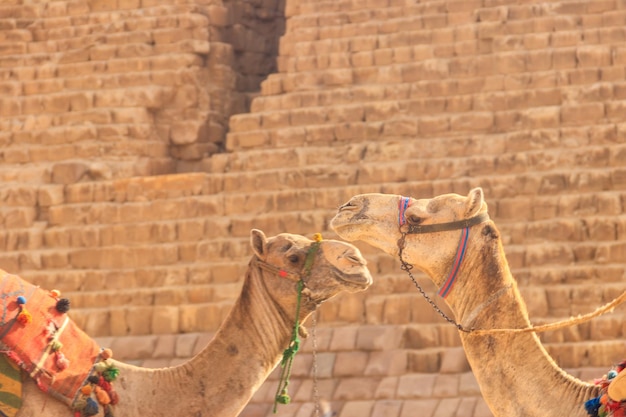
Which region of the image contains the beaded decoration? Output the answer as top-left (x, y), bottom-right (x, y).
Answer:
top-left (585, 360), bottom-right (626, 417)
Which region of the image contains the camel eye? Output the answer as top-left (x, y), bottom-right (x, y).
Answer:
top-left (407, 215), bottom-right (423, 225)
top-left (287, 254), bottom-right (300, 264)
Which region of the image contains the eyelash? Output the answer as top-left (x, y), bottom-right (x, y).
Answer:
top-left (407, 215), bottom-right (422, 224)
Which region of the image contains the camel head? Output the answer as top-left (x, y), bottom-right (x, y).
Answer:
top-left (330, 188), bottom-right (491, 290)
top-left (249, 229), bottom-right (372, 314)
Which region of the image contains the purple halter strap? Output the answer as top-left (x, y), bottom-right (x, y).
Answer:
top-left (398, 196), bottom-right (482, 298)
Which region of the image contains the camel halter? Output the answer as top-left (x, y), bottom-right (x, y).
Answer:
top-left (396, 196), bottom-right (626, 335)
top-left (252, 234), bottom-right (323, 413)
top-left (397, 196), bottom-right (489, 299)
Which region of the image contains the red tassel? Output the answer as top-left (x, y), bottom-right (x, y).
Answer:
top-left (98, 376), bottom-right (112, 392)
top-left (16, 309), bottom-right (31, 325)
top-left (109, 390), bottom-right (119, 405)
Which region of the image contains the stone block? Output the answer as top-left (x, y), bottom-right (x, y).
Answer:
top-left (439, 347), bottom-right (470, 374)
top-left (229, 113), bottom-right (261, 133)
top-left (228, 131), bottom-right (270, 150)
top-left (552, 48), bottom-right (577, 69)
top-left (561, 103), bottom-right (604, 125)
top-left (356, 325), bottom-right (404, 351)
top-left (365, 350), bottom-right (408, 376)
top-left (338, 400), bottom-right (375, 417)
top-left (333, 351), bottom-right (368, 377)
top-left (271, 126), bottom-right (306, 147)
top-left (434, 398), bottom-right (462, 416)
top-left (372, 400), bottom-right (403, 417)
top-left (397, 373), bottom-right (436, 399)
top-left (41, 251), bottom-right (68, 269)
top-left (37, 185), bottom-right (65, 206)
top-left (450, 112), bottom-right (494, 132)
top-left (124, 306), bottom-right (153, 335)
top-left (151, 306), bottom-right (180, 334)
top-left (418, 116), bottom-right (450, 135)
top-left (169, 121), bottom-right (202, 145)
top-left (334, 378), bottom-right (380, 401)
top-left (399, 399), bottom-right (439, 417)
top-left (433, 374), bottom-right (460, 398)
top-left (374, 376), bottom-right (398, 399)
top-left (3, 208), bottom-right (36, 229)
top-left (289, 107), bottom-right (327, 126)
top-left (323, 68), bottom-right (353, 86)
top-left (171, 333), bottom-right (197, 359)
top-left (179, 303), bottom-right (225, 333)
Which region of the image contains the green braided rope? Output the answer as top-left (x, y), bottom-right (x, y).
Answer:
top-left (273, 238), bottom-right (322, 413)
top-left (273, 279), bottom-right (303, 412)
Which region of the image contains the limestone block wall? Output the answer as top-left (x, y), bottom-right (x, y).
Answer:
top-left (0, 0), bottom-right (244, 182)
top-left (0, 1), bottom-right (625, 417)
top-left (221, 0), bottom-right (626, 415)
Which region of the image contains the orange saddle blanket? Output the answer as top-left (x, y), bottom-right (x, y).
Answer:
top-left (0, 270), bottom-right (101, 407)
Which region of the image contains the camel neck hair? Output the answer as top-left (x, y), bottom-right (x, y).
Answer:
top-left (446, 224), bottom-right (599, 417)
top-left (144, 266), bottom-right (308, 417)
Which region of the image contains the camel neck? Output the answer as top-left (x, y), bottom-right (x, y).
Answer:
top-left (446, 235), bottom-right (599, 417)
top-left (129, 268), bottom-right (307, 417)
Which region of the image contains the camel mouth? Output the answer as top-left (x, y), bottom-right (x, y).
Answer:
top-left (329, 216), bottom-right (364, 242)
top-left (331, 266), bottom-right (373, 291)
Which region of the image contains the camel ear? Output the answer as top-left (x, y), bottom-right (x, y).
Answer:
top-left (250, 229), bottom-right (267, 258)
top-left (465, 187), bottom-right (484, 217)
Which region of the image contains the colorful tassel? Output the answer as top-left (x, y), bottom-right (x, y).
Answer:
top-left (109, 390), bottom-right (119, 406)
top-left (276, 389), bottom-right (291, 405)
top-left (83, 397), bottom-right (99, 417)
top-left (102, 367), bottom-right (119, 382)
top-left (104, 405), bottom-right (115, 417)
top-left (98, 376), bottom-right (112, 392)
top-left (56, 352), bottom-right (69, 371)
top-left (94, 386), bottom-right (111, 405)
top-left (585, 397), bottom-right (601, 416)
top-left (585, 361), bottom-right (626, 417)
top-left (16, 309), bottom-right (31, 325)
top-left (55, 298), bottom-right (71, 313)
top-left (101, 348), bottom-right (113, 360)
top-left (93, 362), bottom-right (108, 373)
top-left (73, 398), bottom-right (87, 410)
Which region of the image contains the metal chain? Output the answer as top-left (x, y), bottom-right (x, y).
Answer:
top-left (311, 311), bottom-right (321, 417)
top-left (397, 232), bottom-right (471, 333)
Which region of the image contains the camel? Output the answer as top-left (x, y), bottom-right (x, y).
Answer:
top-left (330, 187), bottom-right (623, 417)
top-left (13, 229), bottom-right (372, 417)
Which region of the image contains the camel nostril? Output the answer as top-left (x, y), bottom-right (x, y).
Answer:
top-left (338, 201), bottom-right (357, 211)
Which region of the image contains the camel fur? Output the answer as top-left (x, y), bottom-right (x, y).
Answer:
top-left (331, 187), bottom-right (609, 417)
top-left (14, 229), bottom-right (372, 417)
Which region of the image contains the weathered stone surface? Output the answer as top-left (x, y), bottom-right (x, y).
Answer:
top-left (1, 1), bottom-right (626, 416)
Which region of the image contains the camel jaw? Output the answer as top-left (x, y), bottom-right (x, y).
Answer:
top-left (319, 243), bottom-right (373, 291)
top-left (331, 206), bottom-right (397, 255)
top-left (330, 266), bottom-right (372, 291)
top-left (330, 209), bottom-right (370, 242)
